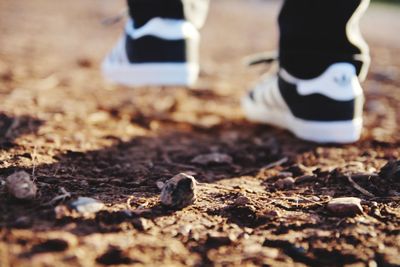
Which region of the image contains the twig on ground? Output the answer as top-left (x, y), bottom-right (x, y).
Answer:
top-left (275, 195), bottom-right (328, 207)
top-left (296, 195), bottom-right (327, 206)
top-left (261, 157), bottom-right (288, 171)
top-left (44, 187), bottom-right (71, 206)
top-left (347, 175), bottom-right (375, 198)
top-left (239, 157), bottom-right (288, 176)
top-left (336, 218), bottom-right (347, 227)
top-left (52, 163), bottom-right (61, 177)
top-left (31, 144), bottom-right (38, 180)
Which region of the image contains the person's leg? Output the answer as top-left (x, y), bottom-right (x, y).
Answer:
top-left (242, 0), bottom-right (370, 143)
top-left (128, 0), bottom-right (209, 29)
top-left (102, 0), bottom-right (209, 86)
top-left (279, 0), bottom-right (370, 80)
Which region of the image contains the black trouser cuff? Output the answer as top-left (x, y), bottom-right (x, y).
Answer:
top-left (127, 0), bottom-right (185, 28)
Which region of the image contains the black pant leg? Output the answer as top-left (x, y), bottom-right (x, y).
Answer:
top-left (127, 0), bottom-right (209, 29)
top-left (278, 0), bottom-right (370, 80)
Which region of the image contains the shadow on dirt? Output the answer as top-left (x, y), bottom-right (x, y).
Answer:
top-left (0, 113), bottom-right (44, 150)
top-left (5, 100), bottom-right (397, 235)
top-left (0, 108), bottom-right (319, 228)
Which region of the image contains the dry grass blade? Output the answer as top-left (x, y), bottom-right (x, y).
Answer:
top-left (261, 157), bottom-right (288, 171)
top-left (44, 187), bottom-right (71, 206)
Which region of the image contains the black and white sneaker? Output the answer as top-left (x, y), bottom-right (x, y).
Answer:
top-left (242, 63), bottom-right (364, 143)
top-left (102, 17), bottom-right (200, 86)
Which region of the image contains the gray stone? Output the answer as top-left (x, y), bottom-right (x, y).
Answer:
top-left (233, 196), bottom-right (251, 206)
top-left (327, 197), bottom-right (363, 217)
top-left (160, 173), bottom-right (197, 209)
top-left (275, 177), bottom-right (295, 189)
top-left (70, 197), bottom-right (104, 214)
top-left (191, 153), bottom-right (233, 165)
top-left (6, 171), bottom-right (37, 200)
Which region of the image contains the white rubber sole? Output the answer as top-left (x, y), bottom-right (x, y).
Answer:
top-left (241, 95), bottom-right (362, 144)
top-left (102, 61), bottom-right (199, 87)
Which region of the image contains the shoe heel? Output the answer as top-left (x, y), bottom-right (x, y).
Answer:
top-left (290, 118), bottom-right (363, 143)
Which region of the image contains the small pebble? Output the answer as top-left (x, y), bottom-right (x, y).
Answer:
top-left (6, 171), bottom-right (37, 200)
top-left (311, 196), bottom-right (321, 202)
top-left (160, 173), bottom-right (197, 209)
top-left (275, 177), bottom-right (295, 189)
top-left (156, 181), bottom-right (165, 190)
top-left (264, 210), bottom-right (280, 218)
top-left (13, 216), bottom-right (33, 229)
top-left (295, 175), bottom-right (317, 184)
top-left (191, 153), bottom-right (233, 165)
top-left (233, 196), bottom-right (251, 206)
top-left (277, 172), bottom-right (293, 178)
top-left (179, 225), bottom-right (192, 236)
top-left (327, 197), bottom-right (363, 217)
top-left (370, 201), bottom-right (378, 208)
top-left (70, 197), bottom-right (104, 214)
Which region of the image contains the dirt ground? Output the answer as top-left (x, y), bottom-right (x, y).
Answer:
top-left (0, 0), bottom-right (400, 266)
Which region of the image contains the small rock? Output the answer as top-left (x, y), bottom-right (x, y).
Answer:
top-left (6, 171), bottom-right (37, 200)
top-left (277, 172), bottom-right (293, 178)
top-left (156, 181), bottom-right (165, 190)
top-left (160, 173), bottom-right (197, 209)
top-left (179, 225), bottom-right (192, 236)
top-left (13, 216), bottom-right (33, 229)
top-left (70, 197), bottom-right (104, 214)
top-left (275, 177), bottom-right (295, 189)
top-left (370, 201), bottom-right (378, 208)
top-left (327, 197), bottom-right (363, 217)
top-left (233, 196), bottom-right (251, 206)
top-left (311, 196), bottom-right (321, 202)
top-left (191, 153), bottom-right (233, 165)
top-left (264, 210), bottom-right (280, 218)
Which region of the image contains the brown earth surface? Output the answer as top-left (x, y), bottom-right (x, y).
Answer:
top-left (0, 0), bottom-right (400, 266)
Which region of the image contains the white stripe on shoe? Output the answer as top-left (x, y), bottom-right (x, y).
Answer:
top-left (125, 18), bottom-right (200, 40)
top-left (279, 63), bottom-right (363, 101)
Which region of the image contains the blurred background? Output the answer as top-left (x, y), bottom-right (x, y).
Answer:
top-left (0, 0), bottom-right (399, 108)
top-left (0, 0), bottom-right (398, 139)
